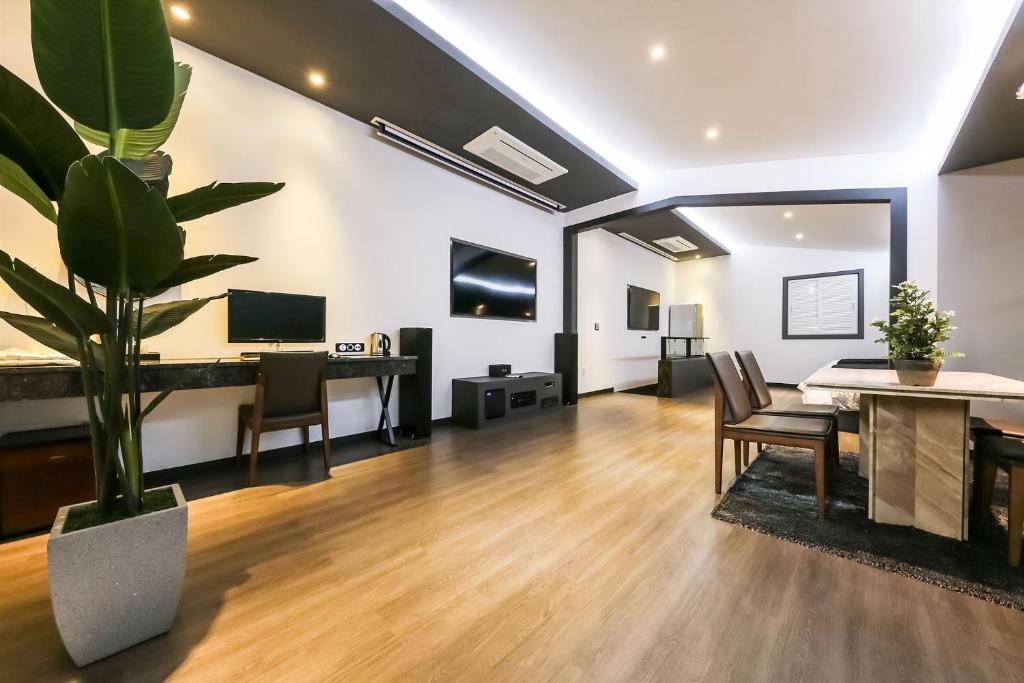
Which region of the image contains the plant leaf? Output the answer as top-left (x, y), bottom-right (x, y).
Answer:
top-left (0, 65), bottom-right (88, 199)
top-left (0, 312), bottom-right (81, 359)
top-left (140, 295), bottom-right (224, 339)
top-left (76, 62), bottom-right (192, 159)
top-left (151, 254), bottom-right (257, 292)
top-left (0, 154), bottom-right (56, 222)
top-left (0, 250), bottom-right (112, 336)
top-left (30, 0), bottom-right (175, 133)
top-left (167, 181), bottom-right (285, 222)
top-left (58, 155), bottom-right (183, 292)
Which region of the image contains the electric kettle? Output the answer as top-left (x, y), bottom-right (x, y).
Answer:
top-left (369, 332), bottom-right (391, 357)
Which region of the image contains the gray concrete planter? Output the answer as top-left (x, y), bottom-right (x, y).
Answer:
top-left (47, 484), bottom-right (188, 666)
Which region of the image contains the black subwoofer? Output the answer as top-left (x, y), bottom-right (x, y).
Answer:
top-left (554, 332), bottom-right (578, 405)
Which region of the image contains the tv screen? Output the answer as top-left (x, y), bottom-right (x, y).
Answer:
top-left (627, 285), bottom-right (660, 330)
top-left (451, 240), bottom-right (537, 321)
top-left (227, 289), bottom-right (326, 343)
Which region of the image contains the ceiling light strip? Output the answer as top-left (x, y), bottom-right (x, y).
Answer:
top-left (370, 117), bottom-right (565, 212)
top-left (617, 232), bottom-right (679, 261)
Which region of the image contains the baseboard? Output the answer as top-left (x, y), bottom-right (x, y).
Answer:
top-left (147, 419), bottom-right (444, 479)
top-left (578, 387), bottom-right (614, 399)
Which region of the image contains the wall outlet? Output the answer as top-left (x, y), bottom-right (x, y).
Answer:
top-left (581, 367), bottom-right (587, 376)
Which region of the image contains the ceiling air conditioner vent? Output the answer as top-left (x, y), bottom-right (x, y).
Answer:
top-left (463, 126), bottom-right (568, 185)
top-left (652, 236), bottom-right (699, 253)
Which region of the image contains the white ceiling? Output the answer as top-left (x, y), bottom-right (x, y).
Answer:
top-left (678, 204), bottom-right (890, 252)
top-left (408, 0), bottom-right (1013, 174)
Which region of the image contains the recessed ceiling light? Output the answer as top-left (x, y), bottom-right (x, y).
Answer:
top-left (705, 128), bottom-right (719, 140)
top-left (308, 71), bottom-right (326, 88)
top-left (649, 45), bottom-right (666, 62)
top-left (783, 211), bottom-right (794, 219)
top-left (695, 254), bottom-right (702, 259)
top-left (169, 5), bottom-right (191, 21)
top-left (795, 233), bottom-right (804, 240)
top-left (1017, 82), bottom-right (1024, 100)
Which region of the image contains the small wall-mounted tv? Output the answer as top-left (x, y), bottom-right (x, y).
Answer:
top-left (627, 285), bottom-right (661, 330)
top-left (227, 289), bottom-right (326, 343)
top-left (451, 239), bottom-right (537, 322)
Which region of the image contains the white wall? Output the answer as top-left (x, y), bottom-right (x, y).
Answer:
top-left (0, 3), bottom-right (563, 470)
top-left (938, 158), bottom-right (1024, 422)
top-left (577, 230), bottom-right (676, 393)
top-left (675, 244), bottom-right (889, 384)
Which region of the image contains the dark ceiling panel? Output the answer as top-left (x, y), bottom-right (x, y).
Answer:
top-left (597, 209), bottom-right (730, 261)
top-left (941, 6), bottom-right (1024, 174)
top-left (161, 0), bottom-right (636, 210)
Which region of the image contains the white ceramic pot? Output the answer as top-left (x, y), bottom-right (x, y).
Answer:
top-left (47, 484), bottom-right (188, 666)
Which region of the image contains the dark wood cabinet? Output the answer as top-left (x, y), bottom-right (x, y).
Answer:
top-left (0, 426), bottom-right (94, 537)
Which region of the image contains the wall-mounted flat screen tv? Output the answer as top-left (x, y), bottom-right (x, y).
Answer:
top-left (627, 285), bottom-right (660, 330)
top-left (227, 289), bottom-right (326, 343)
top-left (451, 239), bottom-right (537, 322)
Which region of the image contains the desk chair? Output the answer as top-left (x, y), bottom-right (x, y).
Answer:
top-left (971, 421), bottom-right (1024, 567)
top-left (734, 350), bottom-right (839, 464)
top-left (236, 352), bottom-right (331, 485)
top-left (707, 351), bottom-right (837, 518)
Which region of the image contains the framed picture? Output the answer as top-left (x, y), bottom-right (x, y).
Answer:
top-left (782, 269), bottom-right (864, 339)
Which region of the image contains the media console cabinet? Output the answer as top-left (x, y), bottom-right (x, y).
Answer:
top-left (452, 372), bottom-right (562, 429)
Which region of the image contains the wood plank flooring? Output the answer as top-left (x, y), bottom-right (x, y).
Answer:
top-left (2, 391), bottom-right (1024, 681)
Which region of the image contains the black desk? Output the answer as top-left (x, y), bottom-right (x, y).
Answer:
top-left (0, 355), bottom-right (420, 447)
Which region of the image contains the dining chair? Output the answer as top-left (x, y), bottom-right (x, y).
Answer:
top-left (236, 351), bottom-right (331, 486)
top-left (972, 432), bottom-right (1024, 566)
top-left (706, 351), bottom-right (837, 519)
top-left (734, 350), bottom-right (840, 465)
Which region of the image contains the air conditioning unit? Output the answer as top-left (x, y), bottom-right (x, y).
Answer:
top-left (618, 232), bottom-right (679, 261)
top-left (370, 118), bottom-right (564, 212)
top-left (463, 126), bottom-right (568, 185)
top-left (652, 236), bottom-right (699, 253)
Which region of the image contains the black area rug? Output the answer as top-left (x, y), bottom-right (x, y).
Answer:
top-left (711, 446), bottom-right (1024, 611)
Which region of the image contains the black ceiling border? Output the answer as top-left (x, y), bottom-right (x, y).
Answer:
top-left (374, 0), bottom-right (637, 192)
top-left (562, 187), bottom-right (908, 333)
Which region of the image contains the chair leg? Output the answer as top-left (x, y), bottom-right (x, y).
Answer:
top-left (972, 452), bottom-right (998, 516)
top-left (734, 440), bottom-right (742, 476)
top-left (714, 437), bottom-right (724, 494)
top-left (757, 442), bottom-right (763, 454)
top-left (302, 426), bottom-right (310, 453)
top-left (248, 429), bottom-right (261, 486)
top-left (1008, 467), bottom-right (1024, 567)
top-left (813, 441), bottom-right (827, 519)
top-left (235, 416), bottom-right (246, 467)
top-left (742, 441), bottom-right (750, 466)
top-left (321, 418), bottom-right (331, 471)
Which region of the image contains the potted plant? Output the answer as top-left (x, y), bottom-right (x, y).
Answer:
top-left (0, 0), bottom-right (283, 665)
top-left (871, 281), bottom-right (962, 386)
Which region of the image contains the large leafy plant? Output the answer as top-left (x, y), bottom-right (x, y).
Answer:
top-left (0, 0), bottom-right (283, 516)
top-left (871, 281), bottom-right (961, 362)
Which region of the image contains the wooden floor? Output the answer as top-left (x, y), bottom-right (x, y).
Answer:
top-left (3, 391), bottom-right (1024, 682)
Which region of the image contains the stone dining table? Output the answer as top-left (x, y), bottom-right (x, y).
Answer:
top-left (800, 365), bottom-right (1024, 541)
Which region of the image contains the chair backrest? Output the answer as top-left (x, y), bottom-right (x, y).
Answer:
top-left (257, 351), bottom-right (328, 418)
top-left (705, 351), bottom-right (753, 424)
top-left (734, 350), bottom-right (772, 409)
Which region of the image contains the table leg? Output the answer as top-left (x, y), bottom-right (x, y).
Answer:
top-left (871, 395), bottom-right (970, 540)
top-left (376, 376), bottom-right (396, 447)
top-left (859, 395), bottom-right (874, 481)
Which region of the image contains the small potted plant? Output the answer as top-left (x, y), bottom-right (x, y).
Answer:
top-left (0, 0), bottom-right (282, 666)
top-left (871, 281), bottom-right (963, 386)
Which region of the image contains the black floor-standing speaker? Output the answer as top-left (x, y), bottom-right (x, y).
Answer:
top-left (399, 327), bottom-right (432, 438)
top-left (554, 332), bottom-right (578, 405)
